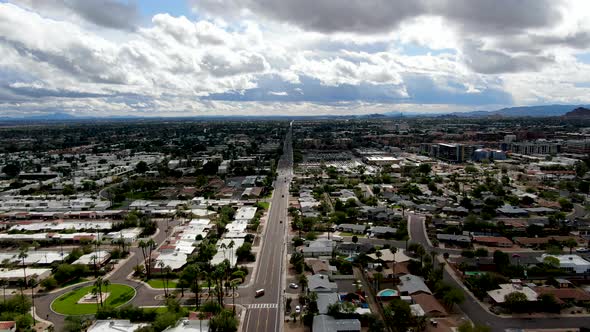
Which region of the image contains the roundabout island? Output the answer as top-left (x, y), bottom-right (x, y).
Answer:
top-left (51, 283), bottom-right (136, 315)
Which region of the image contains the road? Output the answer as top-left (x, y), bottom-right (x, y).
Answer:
top-left (35, 217), bottom-right (178, 330)
top-left (407, 213), bottom-right (590, 332)
top-left (242, 124), bottom-right (292, 332)
top-left (35, 124), bottom-right (294, 332)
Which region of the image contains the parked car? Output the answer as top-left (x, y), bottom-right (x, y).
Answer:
top-left (295, 305), bottom-right (301, 314)
top-left (576, 247), bottom-right (589, 253)
top-left (289, 283), bottom-right (299, 289)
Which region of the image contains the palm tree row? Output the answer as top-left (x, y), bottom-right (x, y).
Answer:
top-left (138, 239), bottom-right (157, 279)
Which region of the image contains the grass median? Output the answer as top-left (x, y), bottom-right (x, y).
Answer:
top-left (51, 283), bottom-right (135, 315)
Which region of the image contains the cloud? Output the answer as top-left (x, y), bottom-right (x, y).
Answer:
top-left (462, 40), bottom-right (555, 74)
top-left (193, 0), bottom-right (561, 35)
top-left (10, 0), bottom-right (140, 30)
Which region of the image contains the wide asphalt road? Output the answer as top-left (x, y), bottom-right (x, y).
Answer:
top-left (242, 125), bottom-right (292, 332)
top-left (408, 213), bottom-right (590, 332)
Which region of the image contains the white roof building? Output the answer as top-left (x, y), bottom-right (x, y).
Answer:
top-left (164, 319), bottom-right (209, 332)
top-left (0, 250), bottom-right (68, 265)
top-left (487, 284), bottom-right (538, 303)
top-left (88, 320), bottom-right (148, 332)
top-left (540, 254), bottom-right (590, 274)
top-left (0, 268), bottom-right (51, 282)
top-left (74, 250), bottom-right (111, 266)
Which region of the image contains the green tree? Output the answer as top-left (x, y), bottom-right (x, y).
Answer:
top-left (558, 198), bottom-right (573, 212)
top-left (504, 291), bottom-right (528, 312)
top-left (564, 238), bottom-right (578, 254)
top-left (539, 293), bottom-right (560, 313)
top-left (442, 287), bottom-right (465, 309)
top-left (458, 322), bottom-right (491, 332)
top-left (209, 309), bottom-right (238, 332)
top-left (383, 299), bottom-right (412, 332)
top-left (2, 163), bottom-right (21, 178)
top-left (136, 161), bottom-right (148, 174)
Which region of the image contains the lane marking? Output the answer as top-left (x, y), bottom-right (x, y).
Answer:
top-left (248, 303), bottom-right (278, 309)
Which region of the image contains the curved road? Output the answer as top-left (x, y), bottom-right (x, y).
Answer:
top-left (407, 214), bottom-right (590, 332)
top-left (35, 218), bottom-right (178, 330)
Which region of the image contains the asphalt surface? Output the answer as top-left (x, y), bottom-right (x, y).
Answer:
top-left (35, 218), bottom-right (178, 330)
top-left (242, 125), bottom-right (292, 332)
top-left (407, 213), bottom-right (590, 332)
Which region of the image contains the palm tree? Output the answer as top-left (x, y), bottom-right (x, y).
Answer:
top-left (158, 261), bottom-right (167, 297)
top-left (93, 277), bottom-right (104, 307)
top-left (390, 246), bottom-right (398, 288)
top-left (91, 255), bottom-right (98, 277)
top-left (27, 279), bottom-right (38, 325)
top-left (228, 240), bottom-right (235, 265)
top-left (146, 239), bottom-right (156, 279)
top-left (230, 280), bottom-right (239, 313)
top-left (197, 312), bottom-right (207, 331)
top-left (0, 280), bottom-right (6, 304)
top-left (103, 279), bottom-right (111, 298)
top-left (298, 274), bottom-right (308, 292)
top-left (220, 243), bottom-right (228, 260)
top-left (18, 246), bottom-right (29, 288)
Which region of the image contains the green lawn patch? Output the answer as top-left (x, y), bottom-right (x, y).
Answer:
top-left (257, 202), bottom-right (270, 210)
top-left (339, 232), bottom-right (366, 237)
top-left (51, 283), bottom-right (135, 315)
top-left (146, 279), bottom-right (178, 289)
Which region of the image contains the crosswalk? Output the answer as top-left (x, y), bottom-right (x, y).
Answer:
top-left (248, 303), bottom-right (278, 309)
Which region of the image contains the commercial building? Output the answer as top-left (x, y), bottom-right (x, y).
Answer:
top-left (510, 141), bottom-right (561, 155)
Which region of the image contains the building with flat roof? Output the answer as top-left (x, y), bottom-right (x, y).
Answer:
top-left (487, 284), bottom-right (538, 304)
top-left (539, 254), bottom-right (590, 274)
top-left (312, 315), bottom-right (361, 332)
top-left (87, 320), bottom-right (147, 332)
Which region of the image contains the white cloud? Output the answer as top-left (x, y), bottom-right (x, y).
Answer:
top-left (1, 1), bottom-right (590, 117)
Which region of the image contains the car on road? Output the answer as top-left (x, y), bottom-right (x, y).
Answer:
top-left (295, 305), bottom-right (301, 314)
top-left (576, 247), bottom-right (590, 253)
top-left (289, 283), bottom-right (298, 289)
top-left (255, 289), bottom-right (265, 297)
top-left (282, 194), bottom-right (284, 197)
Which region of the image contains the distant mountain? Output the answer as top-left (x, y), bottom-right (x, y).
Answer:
top-left (564, 107), bottom-right (590, 118)
top-left (453, 105), bottom-right (590, 118)
top-left (25, 112), bottom-right (79, 120)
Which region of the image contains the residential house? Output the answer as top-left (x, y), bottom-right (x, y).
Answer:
top-left (312, 315), bottom-right (361, 332)
top-left (398, 274), bottom-right (432, 296)
top-left (337, 224), bottom-right (366, 234)
top-left (410, 293), bottom-right (448, 317)
top-left (308, 274), bottom-right (338, 293)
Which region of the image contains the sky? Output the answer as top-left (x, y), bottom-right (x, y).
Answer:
top-left (1, 1), bottom-right (590, 117)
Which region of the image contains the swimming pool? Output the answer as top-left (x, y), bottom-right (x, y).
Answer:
top-left (377, 289), bottom-right (398, 297)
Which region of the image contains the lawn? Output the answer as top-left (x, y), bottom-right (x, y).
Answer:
top-left (338, 232), bottom-right (366, 237)
top-left (257, 202), bottom-right (270, 210)
top-left (146, 279), bottom-right (178, 289)
top-left (51, 283), bottom-right (135, 315)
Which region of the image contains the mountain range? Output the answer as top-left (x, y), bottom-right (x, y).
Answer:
top-left (3, 104), bottom-right (590, 121)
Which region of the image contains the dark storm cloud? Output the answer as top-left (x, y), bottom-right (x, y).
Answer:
top-left (12, 0), bottom-right (140, 30)
top-left (66, 0), bottom-right (140, 31)
top-left (195, 0), bottom-right (561, 35)
top-left (463, 39), bottom-right (555, 74)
